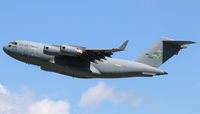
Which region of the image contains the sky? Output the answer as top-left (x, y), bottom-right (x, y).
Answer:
top-left (0, 0), bottom-right (200, 114)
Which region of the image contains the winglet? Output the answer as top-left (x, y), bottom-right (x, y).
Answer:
top-left (119, 40), bottom-right (129, 51)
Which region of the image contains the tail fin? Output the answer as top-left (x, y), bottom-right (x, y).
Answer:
top-left (134, 38), bottom-right (195, 67)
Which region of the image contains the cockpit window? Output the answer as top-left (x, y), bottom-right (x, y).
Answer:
top-left (10, 42), bottom-right (17, 45)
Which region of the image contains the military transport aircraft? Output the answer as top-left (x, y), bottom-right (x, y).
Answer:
top-left (3, 38), bottom-right (195, 78)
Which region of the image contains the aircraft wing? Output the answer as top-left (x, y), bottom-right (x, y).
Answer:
top-left (49, 40), bottom-right (128, 62)
top-left (80, 40), bottom-right (128, 62)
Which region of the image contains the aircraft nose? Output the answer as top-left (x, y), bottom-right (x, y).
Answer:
top-left (3, 45), bottom-right (7, 52)
top-left (3, 45), bottom-right (10, 53)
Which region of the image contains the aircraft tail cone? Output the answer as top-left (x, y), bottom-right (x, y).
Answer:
top-left (157, 71), bottom-right (168, 75)
top-left (163, 72), bottom-right (168, 75)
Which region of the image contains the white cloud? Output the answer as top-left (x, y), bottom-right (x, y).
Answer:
top-left (29, 99), bottom-right (70, 114)
top-left (0, 83), bottom-right (70, 114)
top-left (78, 82), bottom-right (142, 109)
top-left (78, 82), bottom-right (113, 108)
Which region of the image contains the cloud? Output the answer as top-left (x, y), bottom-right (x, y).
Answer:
top-left (78, 82), bottom-right (142, 109)
top-left (29, 99), bottom-right (70, 114)
top-left (0, 83), bottom-right (70, 114)
top-left (78, 82), bottom-right (113, 108)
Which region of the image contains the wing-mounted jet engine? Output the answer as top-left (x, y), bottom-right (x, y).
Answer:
top-left (60, 45), bottom-right (84, 56)
top-left (43, 45), bottom-right (60, 56)
top-left (43, 45), bottom-right (85, 56)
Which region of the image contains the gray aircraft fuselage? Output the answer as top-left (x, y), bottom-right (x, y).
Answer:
top-left (3, 40), bottom-right (167, 78)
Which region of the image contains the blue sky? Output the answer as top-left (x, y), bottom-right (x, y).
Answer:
top-left (0, 0), bottom-right (199, 114)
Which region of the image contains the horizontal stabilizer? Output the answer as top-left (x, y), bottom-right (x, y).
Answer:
top-left (164, 41), bottom-right (196, 46)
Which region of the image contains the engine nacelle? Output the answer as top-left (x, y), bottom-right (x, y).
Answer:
top-left (60, 45), bottom-right (83, 56)
top-left (43, 45), bottom-right (60, 56)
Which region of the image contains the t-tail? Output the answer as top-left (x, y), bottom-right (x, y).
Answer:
top-left (134, 37), bottom-right (195, 68)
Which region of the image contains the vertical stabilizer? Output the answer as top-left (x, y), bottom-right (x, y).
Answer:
top-left (134, 38), bottom-right (195, 67)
